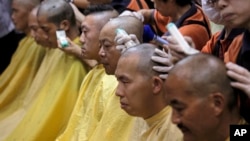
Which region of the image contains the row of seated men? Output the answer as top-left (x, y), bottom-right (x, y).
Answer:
top-left (0, 0), bottom-right (249, 141)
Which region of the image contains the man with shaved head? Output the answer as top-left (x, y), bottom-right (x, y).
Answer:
top-left (76, 16), bottom-right (143, 141)
top-left (55, 4), bottom-right (122, 141)
top-left (37, 0), bottom-right (79, 48)
top-left (165, 53), bottom-right (248, 141)
top-left (114, 43), bottom-right (182, 141)
top-left (99, 16), bottom-right (143, 75)
top-left (28, 6), bottom-right (50, 47)
top-left (4, 0), bottom-right (89, 140)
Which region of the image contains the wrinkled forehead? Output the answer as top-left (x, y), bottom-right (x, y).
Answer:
top-left (99, 23), bottom-right (117, 40)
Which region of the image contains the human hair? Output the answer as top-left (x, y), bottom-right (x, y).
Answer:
top-left (169, 53), bottom-right (237, 110)
top-left (162, 0), bottom-right (192, 6)
top-left (37, 0), bottom-right (76, 27)
top-left (121, 43), bottom-right (160, 78)
top-left (83, 4), bottom-right (118, 31)
top-left (83, 4), bottom-right (115, 15)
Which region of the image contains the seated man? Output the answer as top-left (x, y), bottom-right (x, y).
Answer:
top-left (165, 53), bottom-right (248, 141)
top-left (55, 4), bottom-right (121, 141)
top-left (85, 15), bottom-right (143, 141)
top-left (115, 43), bottom-right (183, 141)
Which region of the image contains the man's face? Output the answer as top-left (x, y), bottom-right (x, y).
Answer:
top-left (11, 2), bottom-right (30, 32)
top-left (80, 15), bottom-right (102, 60)
top-left (165, 73), bottom-right (217, 141)
top-left (28, 11), bottom-right (49, 47)
top-left (115, 55), bottom-right (154, 118)
top-left (37, 14), bottom-right (58, 48)
top-left (213, 0), bottom-right (250, 28)
top-left (99, 24), bottom-right (121, 75)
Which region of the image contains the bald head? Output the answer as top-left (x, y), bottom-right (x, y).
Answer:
top-left (38, 0), bottom-right (76, 26)
top-left (103, 16), bottom-right (143, 42)
top-left (99, 15), bottom-right (144, 75)
top-left (121, 43), bottom-right (160, 78)
top-left (167, 53), bottom-right (236, 108)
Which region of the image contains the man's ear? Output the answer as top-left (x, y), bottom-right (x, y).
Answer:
top-left (152, 76), bottom-right (163, 94)
top-left (209, 92), bottom-right (225, 116)
top-left (59, 20), bottom-right (70, 31)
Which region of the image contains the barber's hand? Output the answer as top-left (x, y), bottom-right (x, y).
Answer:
top-left (226, 62), bottom-right (250, 98)
top-left (57, 37), bottom-right (82, 57)
top-left (151, 48), bottom-right (173, 79)
top-left (115, 33), bottom-right (140, 52)
top-left (119, 10), bottom-right (144, 22)
top-left (165, 36), bottom-right (199, 64)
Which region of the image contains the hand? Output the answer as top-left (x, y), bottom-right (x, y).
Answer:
top-left (151, 48), bottom-right (173, 79)
top-left (226, 62), bottom-right (250, 98)
top-left (115, 33), bottom-right (140, 52)
top-left (164, 36), bottom-right (198, 64)
top-left (57, 37), bottom-right (82, 57)
top-left (119, 10), bottom-right (144, 22)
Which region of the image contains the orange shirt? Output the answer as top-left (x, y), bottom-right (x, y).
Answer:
top-left (201, 28), bottom-right (244, 62)
top-left (111, 0), bottom-right (149, 13)
top-left (152, 2), bottom-right (211, 50)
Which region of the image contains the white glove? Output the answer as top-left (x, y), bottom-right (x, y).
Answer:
top-left (119, 10), bottom-right (144, 22)
top-left (114, 33), bottom-right (140, 52)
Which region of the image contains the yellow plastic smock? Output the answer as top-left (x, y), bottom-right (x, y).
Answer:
top-left (88, 90), bottom-right (135, 141)
top-left (4, 37), bottom-right (88, 141)
top-left (129, 106), bottom-right (183, 141)
top-left (0, 36), bottom-right (45, 109)
top-left (0, 36), bottom-right (46, 140)
top-left (56, 64), bottom-right (121, 141)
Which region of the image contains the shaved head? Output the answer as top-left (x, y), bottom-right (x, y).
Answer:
top-left (103, 16), bottom-right (144, 42)
top-left (167, 53), bottom-right (236, 109)
top-left (99, 15), bottom-right (144, 75)
top-left (121, 43), bottom-right (160, 78)
top-left (83, 4), bottom-right (118, 31)
top-left (37, 0), bottom-right (76, 26)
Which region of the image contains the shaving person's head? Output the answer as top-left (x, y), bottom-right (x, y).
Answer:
top-left (99, 16), bottom-right (143, 75)
top-left (37, 0), bottom-right (76, 47)
top-left (115, 44), bottom-right (166, 119)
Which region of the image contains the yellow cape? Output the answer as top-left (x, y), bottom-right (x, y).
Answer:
top-left (56, 64), bottom-right (118, 141)
top-left (0, 36), bottom-right (46, 140)
top-left (4, 37), bottom-right (88, 141)
top-left (57, 64), bottom-right (135, 141)
top-left (88, 90), bottom-right (135, 141)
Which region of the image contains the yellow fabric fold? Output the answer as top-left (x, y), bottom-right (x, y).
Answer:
top-left (4, 37), bottom-right (88, 141)
top-left (56, 64), bottom-right (118, 141)
top-left (88, 90), bottom-right (135, 141)
top-left (130, 106), bottom-right (183, 141)
top-left (0, 36), bottom-right (46, 140)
